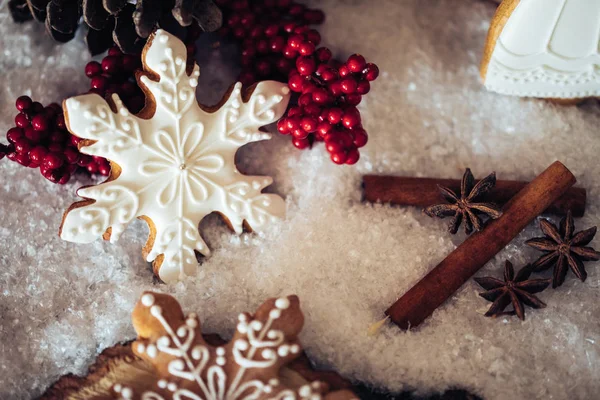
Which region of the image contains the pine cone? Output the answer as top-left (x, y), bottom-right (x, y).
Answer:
top-left (8, 0), bottom-right (222, 55)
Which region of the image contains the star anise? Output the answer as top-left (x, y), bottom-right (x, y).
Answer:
top-left (424, 168), bottom-right (502, 234)
top-left (525, 210), bottom-right (600, 288)
top-left (474, 261), bottom-right (551, 320)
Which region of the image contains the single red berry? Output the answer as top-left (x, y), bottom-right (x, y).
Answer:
top-left (289, 3), bottom-right (305, 16)
top-left (285, 117), bottom-right (300, 131)
top-left (340, 78), bottom-right (357, 94)
top-left (270, 36), bottom-right (285, 52)
top-left (305, 31), bottom-right (320, 46)
top-left (32, 115), bottom-right (49, 131)
top-left (303, 103), bottom-right (321, 116)
top-left (311, 88), bottom-right (331, 104)
top-left (283, 45), bottom-right (298, 59)
top-left (301, 81), bottom-right (317, 94)
top-left (283, 22), bottom-right (296, 33)
top-left (77, 154), bottom-right (93, 167)
top-left (347, 54), bottom-right (367, 73)
top-left (6, 151), bottom-right (17, 161)
top-left (292, 137), bottom-right (310, 149)
top-left (45, 104), bottom-right (61, 117)
top-left (326, 141), bottom-right (343, 154)
top-left (31, 102), bottom-right (43, 113)
top-left (292, 128), bottom-right (309, 139)
top-left (304, 9), bottom-right (325, 24)
top-left (264, 24), bottom-right (279, 37)
top-left (331, 151), bottom-right (347, 165)
top-left (87, 162), bottom-right (99, 174)
top-left (296, 56), bottom-right (316, 76)
top-left (47, 143), bottom-right (63, 153)
top-left (16, 96), bottom-right (33, 111)
top-left (44, 152), bottom-right (65, 169)
top-left (288, 34), bottom-right (304, 49)
top-left (356, 80), bottom-right (370, 95)
top-left (301, 117), bottom-right (318, 133)
top-left (345, 148), bottom-right (360, 164)
top-left (342, 108), bottom-right (361, 129)
top-left (352, 128), bottom-right (368, 148)
top-left (102, 56), bottom-right (121, 74)
top-left (29, 146), bottom-right (48, 163)
top-left (15, 113), bottom-right (30, 128)
top-left (85, 61), bottom-right (102, 78)
top-left (108, 47), bottom-right (122, 56)
top-left (298, 93), bottom-right (312, 107)
top-left (338, 130), bottom-right (355, 147)
top-left (345, 94), bottom-right (362, 106)
top-left (6, 127), bottom-right (23, 143)
top-left (256, 39), bottom-right (269, 54)
top-left (287, 106), bottom-right (303, 117)
top-left (277, 119), bottom-right (290, 135)
top-left (63, 146), bottom-right (80, 164)
top-left (328, 80), bottom-right (343, 96)
top-left (91, 76), bottom-right (108, 91)
top-left (315, 47), bottom-right (332, 62)
top-left (338, 65), bottom-right (351, 77)
top-left (317, 121), bottom-right (332, 136)
top-left (328, 108), bottom-right (343, 124)
top-left (51, 130), bottom-right (69, 143)
top-left (98, 162), bottom-right (111, 176)
top-left (299, 42), bottom-right (315, 56)
top-left (364, 63), bottom-right (379, 81)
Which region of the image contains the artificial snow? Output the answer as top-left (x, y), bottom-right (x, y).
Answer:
top-left (1, 1), bottom-right (599, 399)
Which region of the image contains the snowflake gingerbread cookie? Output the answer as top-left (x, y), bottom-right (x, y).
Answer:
top-left (481, 0), bottom-right (600, 101)
top-left (60, 29), bottom-right (290, 283)
top-left (111, 291), bottom-right (357, 400)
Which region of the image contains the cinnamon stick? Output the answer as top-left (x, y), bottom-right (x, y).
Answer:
top-left (363, 175), bottom-right (586, 217)
top-left (385, 161), bottom-right (577, 330)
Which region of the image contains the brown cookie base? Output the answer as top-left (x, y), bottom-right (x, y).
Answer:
top-left (39, 337), bottom-right (354, 400)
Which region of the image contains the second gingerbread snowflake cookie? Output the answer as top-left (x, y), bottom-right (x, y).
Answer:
top-left (60, 29), bottom-right (290, 283)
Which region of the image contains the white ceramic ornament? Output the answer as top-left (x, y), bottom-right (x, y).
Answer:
top-left (481, 0), bottom-right (600, 99)
top-left (60, 29), bottom-right (290, 283)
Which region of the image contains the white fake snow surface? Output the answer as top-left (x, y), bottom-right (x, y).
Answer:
top-left (0, 1), bottom-right (599, 399)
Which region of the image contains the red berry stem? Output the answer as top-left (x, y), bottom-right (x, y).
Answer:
top-left (215, 0), bottom-right (379, 165)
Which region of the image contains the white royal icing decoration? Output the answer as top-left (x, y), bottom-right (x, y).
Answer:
top-left (484, 0), bottom-right (600, 98)
top-left (60, 29), bottom-right (290, 283)
top-left (115, 296), bottom-right (329, 400)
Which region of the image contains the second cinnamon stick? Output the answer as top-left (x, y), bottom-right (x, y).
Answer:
top-left (385, 161), bottom-right (577, 330)
top-left (363, 175), bottom-right (586, 217)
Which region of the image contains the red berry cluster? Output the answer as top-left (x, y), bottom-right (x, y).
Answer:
top-left (4, 96), bottom-right (110, 184)
top-left (279, 53), bottom-right (378, 164)
top-left (85, 47), bottom-right (146, 114)
top-left (216, 0), bottom-right (379, 165)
